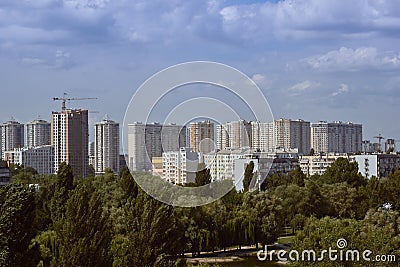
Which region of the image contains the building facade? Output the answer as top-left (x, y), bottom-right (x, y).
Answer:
top-left (0, 161), bottom-right (10, 187)
top-left (188, 120), bottom-right (215, 153)
top-left (354, 154), bottom-right (400, 179)
top-left (299, 153), bottom-right (354, 177)
top-left (216, 120), bottom-right (252, 150)
top-left (26, 118), bottom-right (51, 148)
top-left (311, 121), bottom-right (362, 154)
top-left (128, 122), bottom-right (186, 171)
top-left (204, 148), bottom-right (299, 191)
top-left (204, 149), bottom-right (250, 182)
top-left (250, 121), bottom-right (274, 152)
top-left (162, 147), bottom-right (199, 185)
top-left (3, 145), bottom-right (55, 175)
top-left (94, 118), bottom-right (120, 175)
top-left (0, 119), bottom-right (24, 159)
top-left (274, 118), bottom-right (310, 155)
top-left (51, 109), bottom-right (89, 177)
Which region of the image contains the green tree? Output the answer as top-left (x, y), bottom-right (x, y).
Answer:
top-left (239, 191), bottom-right (283, 248)
top-left (321, 183), bottom-right (359, 219)
top-left (50, 162), bottom-right (74, 222)
top-left (120, 168), bottom-right (139, 200)
top-left (289, 166), bottom-right (306, 187)
top-left (115, 191), bottom-right (182, 266)
top-left (87, 164), bottom-right (95, 177)
top-left (309, 148), bottom-right (315, 156)
top-left (195, 163), bottom-right (212, 186)
top-left (0, 184), bottom-right (40, 266)
top-left (274, 184), bottom-right (311, 232)
top-left (55, 182), bottom-right (112, 266)
top-left (321, 157), bottom-right (366, 187)
top-left (243, 161), bottom-right (254, 192)
top-left (291, 211), bottom-right (400, 266)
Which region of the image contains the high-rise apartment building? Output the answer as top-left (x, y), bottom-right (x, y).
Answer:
top-left (274, 118), bottom-right (310, 155)
top-left (250, 121), bottom-right (274, 152)
top-left (94, 118), bottom-right (119, 175)
top-left (216, 120), bottom-right (251, 150)
top-left (188, 120), bottom-right (215, 153)
top-left (0, 119), bottom-right (24, 159)
top-left (51, 109), bottom-right (89, 177)
top-left (26, 118), bottom-right (51, 148)
top-left (311, 121), bottom-right (362, 154)
top-left (88, 141), bottom-right (95, 166)
top-left (128, 122), bottom-right (186, 171)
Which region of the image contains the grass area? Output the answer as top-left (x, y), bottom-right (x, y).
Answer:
top-left (277, 235), bottom-right (294, 244)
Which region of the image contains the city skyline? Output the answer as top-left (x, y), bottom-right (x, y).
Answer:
top-left (1, 0), bottom-right (399, 143)
top-left (0, 113), bottom-right (397, 152)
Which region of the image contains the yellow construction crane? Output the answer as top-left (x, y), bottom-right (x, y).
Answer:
top-left (53, 93), bottom-right (97, 110)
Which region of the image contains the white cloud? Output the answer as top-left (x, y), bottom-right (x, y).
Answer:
top-left (289, 80), bottom-right (320, 91)
top-left (331, 83), bottom-right (349, 97)
top-left (20, 57), bottom-right (47, 66)
top-left (304, 47), bottom-right (400, 71)
top-left (19, 49), bottom-right (74, 69)
top-left (218, 0), bottom-right (400, 42)
top-left (287, 80), bottom-right (320, 96)
top-left (1, 0), bottom-right (400, 49)
top-left (251, 73), bottom-right (265, 83)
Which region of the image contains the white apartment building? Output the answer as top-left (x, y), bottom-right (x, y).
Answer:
top-left (216, 120), bottom-right (252, 150)
top-left (251, 121), bottom-right (274, 152)
top-left (354, 154), bottom-right (400, 179)
top-left (3, 145), bottom-right (55, 175)
top-left (0, 119), bottom-right (24, 159)
top-left (311, 121), bottom-right (362, 154)
top-left (94, 118), bottom-right (120, 175)
top-left (88, 142), bottom-right (95, 167)
top-left (188, 120), bottom-right (215, 153)
top-left (162, 147), bottom-right (199, 185)
top-left (26, 118), bottom-right (51, 148)
top-left (204, 149), bottom-right (250, 182)
top-left (204, 148), bottom-right (299, 191)
top-left (51, 109), bottom-right (89, 177)
top-left (299, 153), bottom-right (354, 177)
top-left (128, 122), bottom-right (186, 171)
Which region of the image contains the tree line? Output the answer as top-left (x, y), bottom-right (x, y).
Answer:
top-left (1, 158), bottom-right (400, 266)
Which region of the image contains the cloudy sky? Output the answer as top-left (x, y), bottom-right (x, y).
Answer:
top-left (1, 0), bottom-right (400, 144)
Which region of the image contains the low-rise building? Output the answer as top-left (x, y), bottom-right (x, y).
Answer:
top-left (205, 148), bottom-right (299, 191)
top-left (299, 153), bottom-right (354, 177)
top-left (3, 145), bottom-right (55, 175)
top-left (0, 160), bottom-right (10, 186)
top-left (162, 147), bottom-right (200, 185)
top-left (354, 154), bottom-right (400, 179)
top-left (152, 156), bottom-right (163, 176)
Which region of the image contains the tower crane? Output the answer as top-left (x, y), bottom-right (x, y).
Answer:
top-left (53, 93), bottom-right (97, 110)
top-left (373, 133), bottom-right (385, 152)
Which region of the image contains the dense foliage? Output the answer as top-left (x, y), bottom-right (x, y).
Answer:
top-left (0, 158), bottom-right (399, 266)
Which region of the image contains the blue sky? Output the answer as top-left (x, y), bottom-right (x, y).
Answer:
top-left (1, 0), bottom-right (400, 145)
